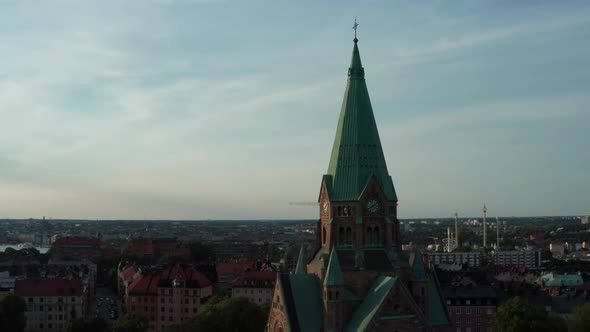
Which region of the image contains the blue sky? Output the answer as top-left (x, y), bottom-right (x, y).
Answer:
top-left (0, 0), bottom-right (589, 220)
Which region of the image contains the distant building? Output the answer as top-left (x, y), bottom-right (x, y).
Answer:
top-left (582, 216), bottom-right (589, 225)
top-left (443, 286), bottom-right (497, 332)
top-left (15, 278), bottom-right (85, 332)
top-left (492, 250), bottom-right (542, 270)
top-left (427, 251), bottom-right (482, 268)
top-left (124, 265), bottom-right (213, 332)
top-left (49, 237), bottom-right (102, 262)
top-left (231, 270), bottom-right (276, 305)
top-left (129, 236), bottom-right (190, 261)
top-left (550, 243), bottom-right (566, 258)
top-left (536, 272), bottom-right (587, 296)
top-left (215, 261), bottom-right (255, 296)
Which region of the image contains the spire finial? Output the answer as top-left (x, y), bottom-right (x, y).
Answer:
top-left (353, 17), bottom-right (359, 43)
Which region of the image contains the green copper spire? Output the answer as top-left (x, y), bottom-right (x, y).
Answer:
top-left (294, 245), bottom-right (307, 274)
top-left (325, 38), bottom-right (397, 202)
top-left (324, 247), bottom-right (344, 286)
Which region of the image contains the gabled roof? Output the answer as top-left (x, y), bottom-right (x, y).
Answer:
top-left (345, 276), bottom-right (398, 332)
top-left (324, 247), bottom-right (344, 286)
top-left (295, 245), bottom-right (307, 275)
top-left (325, 38), bottom-right (397, 202)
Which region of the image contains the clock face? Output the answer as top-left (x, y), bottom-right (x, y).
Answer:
top-left (322, 201), bottom-right (329, 214)
top-left (367, 199), bottom-right (380, 214)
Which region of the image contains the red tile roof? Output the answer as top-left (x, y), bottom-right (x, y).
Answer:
top-left (15, 278), bottom-right (83, 297)
top-left (160, 265), bottom-right (212, 288)
top-left (128, 274), bottom-right (159, 295)
top-left (123, 266), bottom-right (138, 281)
top-left (128, 265), bottom-right (212, 295)
top-left (216, 261), bottom-right (255, 276)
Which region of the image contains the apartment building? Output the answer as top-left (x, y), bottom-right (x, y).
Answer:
top-left (231, 270), bottom-right (276, 305)
top-left (443, 287), bottom-right (497, 332)
top-left (15, 278), bottom-right (85, 332)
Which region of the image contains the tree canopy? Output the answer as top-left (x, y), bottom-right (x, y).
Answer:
top-left (65, 318), bottom-right (109, 332)
top-left (492, 297), bottom-right (567, 332)
top-left (166, 296), bottom-right (267, 332)
top-left (112, 312), bottom-right (149, 332)
top-left (569, 303), bottom-right (590, 332)
top-left (0, 293), bottom-right (27, 332)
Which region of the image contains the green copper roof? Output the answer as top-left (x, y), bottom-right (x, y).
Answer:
top-left (345, 276), bottom-right (398, 332)
top-left (411, 248), bottom-right (428, 282)
top-left (326, 39), bottom-right (397, 202)
top-left (324, 247), bottom-right (344, 286)
top-left (289, 274), bottom-right (323, 331)
top-left (294, 245), bottom-right (307, 274)
top-left (427, 276), bottom-right (452, 327)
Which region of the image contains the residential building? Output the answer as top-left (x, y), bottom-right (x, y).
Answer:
top-left (427, 252), bottom-right (482, 268)
top-left (215, 261), bottom-right (255, 296)
top-left (267, 35), bottom-right (451, 332)
top-left (15, 278), bottom-right (85, 332)
top-left (124, 265), bottom-right (213, 332)
top-left (231, 270), bottom-right (276, 305)
top-left (443, 287), bottom-right (497, 332)
top-left (492, 250), bottom-right (542, 270)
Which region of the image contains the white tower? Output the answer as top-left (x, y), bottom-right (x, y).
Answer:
top-left (454, 211), bottom-right (459, 250)
top-left (496, 216), bottom-right (500, 249)
top-left (482, 204), bottom-right (487, 248)
top-left (447, 227), bottom-right (452, 252)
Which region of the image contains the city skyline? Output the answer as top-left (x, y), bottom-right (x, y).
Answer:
top-left (1, 1), bottom-right (589, 220)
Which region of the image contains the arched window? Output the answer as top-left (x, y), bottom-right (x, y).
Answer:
top-left (328, 291), bottom-right (332, 300)
top-left (367, 227), bottom-right (373, 245)
top-left (346, 227), bottom-right (352, 244)
top-left (322, 227), bottom-right (326, 244)
top-left (338, 227), bottom-right (345, 244)
top-left (338, 206), bottom-right (342, 216)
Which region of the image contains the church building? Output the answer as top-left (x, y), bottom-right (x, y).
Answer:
top-left (267, 34), bottom-right (452, 332)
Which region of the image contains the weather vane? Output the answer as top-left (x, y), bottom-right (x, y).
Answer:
top-left (353, 17), bottom-right (359, 39)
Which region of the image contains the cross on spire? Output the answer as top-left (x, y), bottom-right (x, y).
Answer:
top-left (353, 17), bottom-right (359, 41)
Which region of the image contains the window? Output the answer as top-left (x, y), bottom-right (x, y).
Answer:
top-left (28, 298), bottom-right (33, 303)
top-left (169, 316), bottom-right (173, 322)
top-left (185, 308), bottom-right (188, 313)
top-left (161, 307), bottom-right (165, 312)
top-left (466, 300), bottom-right (471, 305)
top-left (48, 314), bottom-right (52, 320)
top-left (40, 298), bottom-right (44, 303)
top-left (193, 299), bottom-right (197, 304)
top-left (169, 289), bottom-right (173, 295)
top-left (185, 299), bottom-right (189, 304)
top-left (466, 308), bottom-right (472, 315)
top-left (456, 307), bottom-right (461, 315)
top-left (476, 308), bottom-right (482, 315)
top-left (160, 298), bottom-right (165, 303)
top-left (59, 315), bottom-right (63, 320)
top-left (40, 305), bottom-right (44, 311)
top-left (40, 323), bottom-right (43, 329)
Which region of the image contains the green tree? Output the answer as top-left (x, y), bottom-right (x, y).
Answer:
top-left (112, 312), bottom-right (149, 332)
top-left (0, 293), bottom-right (27, 332)
top-left (492, 297), bottom-right (567, 332)
top-left (569, 303), bottom-right (590, 332)
top-left (65, 318), bottom-right (109, 332)
top-left (169, 296), bottom-right (267, 332)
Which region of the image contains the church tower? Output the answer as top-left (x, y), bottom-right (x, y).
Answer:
top-left (268, 25), bottom-right (452, 332)
top-left (318, 34), bottom-right (399, 254)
